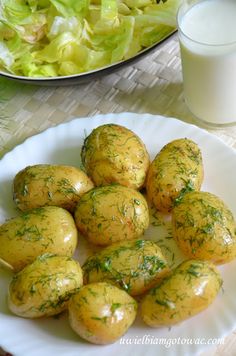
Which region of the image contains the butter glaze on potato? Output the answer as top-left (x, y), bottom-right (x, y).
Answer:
top-left (13, 164), bottom-right (94, 212)
top-left (172, 191), bottom-right (236, 264)
top-left (83, 239), bottom-right (170, 296)
top-left (146, 138), bottom-right (204, 213)
top-left (81, 124), bottom-right (150, 190)
top-left (68, 282), bottom-right (137, 344)
top-left (8, 254), bottom-right (83, 318)
top-left (0, 206), bottom-right (78, 272)
top-left (74, 184), bottom-right (149, 246)
top-left (141, 260), bottom-right (222, 327)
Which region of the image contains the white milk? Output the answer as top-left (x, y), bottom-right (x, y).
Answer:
top-left (178, 0), bottom-right (236, 125)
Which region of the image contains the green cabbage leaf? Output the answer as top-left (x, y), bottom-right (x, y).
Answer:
top-left (0, 0), bottom-right (181, 77)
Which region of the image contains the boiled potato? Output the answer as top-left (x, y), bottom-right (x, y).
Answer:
top-left (146, 138), bottom-right (203, 213)
top-left (172, 191), bottom-right (236, 264)
top-left (13, 164), bottom-right (94, 212)
top-left (68, 282), bottom-right (137, 344)
top-left (83, 239), bottom-right (170, 295)
top-left (0, 206), bottom-right (78, 272)
top-left (8, 254), bottom-right (83, 318)
top-left (74, 184), bottom-right (149, 246)
top-left (81, 124), bottom-right (150, 190)
top-left (141, 259), bottom-right (222, 327)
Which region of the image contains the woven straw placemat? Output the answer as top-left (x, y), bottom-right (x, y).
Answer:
top-left (1, 34), bottom-right (236, 158)
top-left (0, 33), bottom-right (236, 355)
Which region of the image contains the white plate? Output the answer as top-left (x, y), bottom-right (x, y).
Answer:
top-left (0, 113), bottom-right (236, 356)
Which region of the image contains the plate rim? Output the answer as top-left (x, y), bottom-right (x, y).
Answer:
top-left (1, 111), bottom-right (235, 163)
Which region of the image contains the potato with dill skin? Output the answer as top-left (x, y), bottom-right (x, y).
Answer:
top-left (13, 164), bottom-right (94, 212)
top-left (68, 282), bottom-right (137, 344)
top-left (81, 124), bottom-right (150, 190)
top-left (83, 239), bottom-right (170, 296)
top-left (146, 138), bottom-right (203, 213)
top-left (141, 260), bottom-right (222, 327)
top-left (8, 254), bottom-right (83, 318)
top-left (74, 184), bottom-right (149, 246)
top-left (0, 206), bottom-right (78, 272)
top-left (172, 191), bottom-right (236, 264)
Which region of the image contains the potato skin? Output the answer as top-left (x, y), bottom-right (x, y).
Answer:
top-left (81, 124), bottom-right (150, 190)
top-left (172, 191), bottom-right (236, 264)
top-left (146, 138), bottom-right (203, 213)
top-left (141, 260), bottom-right (222, 327)
top-left (13, 164), bottom-right (94, 212)
top-left (0, 206), bottom-right (78, 272)
top-left (8, 254), bottom-right (83, 318)
top-left (74, 184), bottom-right (149, 246)
top-left (83, 239), bottom-right (170, 296)
top-left (68, 282), bottom-right (137, 344)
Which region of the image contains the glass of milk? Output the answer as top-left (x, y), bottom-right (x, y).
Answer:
top-left (177, 0), bottom-right (236, 127)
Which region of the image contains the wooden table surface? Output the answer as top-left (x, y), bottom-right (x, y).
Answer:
top-left (0, 33), bottom-right (236, 356)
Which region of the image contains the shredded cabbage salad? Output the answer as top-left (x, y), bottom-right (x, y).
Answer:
top-left (0, 0), bottom-right (181, 77)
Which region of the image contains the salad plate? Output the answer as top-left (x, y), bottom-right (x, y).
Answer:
top-left (0, 0), bottom-right (179, 86)
top-left (0, 30), bottom-right (176, 86)
top-left (0, 112), bottom-right (236, 356)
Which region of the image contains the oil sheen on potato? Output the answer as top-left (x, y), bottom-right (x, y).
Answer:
top-left (172, 191), bottom-right (236, 264)
top-left (146, 138), bottom-right (203, 213)
top-left (83, 239), bottom-right (170, 295)
top-left (141, 260), bottom-right (222, 326)
top-left (81, 124), bottom-right (150, 190)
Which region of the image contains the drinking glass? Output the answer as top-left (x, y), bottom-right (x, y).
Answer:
top-left (177, 0), bottom-right (236, 127)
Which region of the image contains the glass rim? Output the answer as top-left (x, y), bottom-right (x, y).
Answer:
top-left (177, 0), bottom-right (236, 47)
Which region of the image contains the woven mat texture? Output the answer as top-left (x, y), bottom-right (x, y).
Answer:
top-left (1, 34), bottom-right (236, 158)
